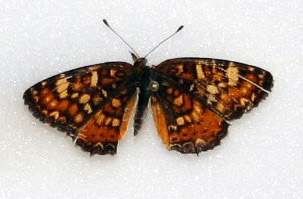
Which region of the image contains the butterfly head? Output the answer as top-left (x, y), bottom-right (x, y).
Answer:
top-left (130, 52), bottom-right (147, 67)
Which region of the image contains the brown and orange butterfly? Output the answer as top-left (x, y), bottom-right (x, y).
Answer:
top-left (23, 20), bottom-right (273, 155)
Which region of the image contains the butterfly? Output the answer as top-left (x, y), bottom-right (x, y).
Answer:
top-left (23, 20), bottom-right (273, 155)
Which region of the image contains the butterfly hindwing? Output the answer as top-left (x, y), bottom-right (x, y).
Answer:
top-left (75, 92), bottom-right (137, 155)
top-left (23, 62), bottom-right (137, 155)
top-left (151, 58), bottom-right (273, 154)
top-left (151, 90), bottom-right (229, 154)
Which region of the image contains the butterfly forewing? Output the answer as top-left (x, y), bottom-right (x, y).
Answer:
top-left (154, 58), bottom-right (273, 120)
top-left (151, 58), bottom-right (273, 153)
top-left (23, 62), bottom-right (137, 155)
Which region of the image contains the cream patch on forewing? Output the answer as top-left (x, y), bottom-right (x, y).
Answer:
top-left (59, 90), bottom-right (68, 98)
top-left (112, 98), bottom-right (122, 108)
top-left (175, 65), bottom-right (184, 75)
top-left (248, 67), bottom-right (255, 71)
top-left (196, 64), bottom-right (205, 79)
top-left (110, 69), bottom-right (118, 77)
top-left (41, 81), bottom-right (47, 86)
top-left (251, 93), bottom-right (256, 101)
top-left (168, 125), bottom-right (177, 131)
top-left (207, 94), bottom-right (217, 104)
top-left (207, 85), bottom-right (219, 94)
top-left (32, 89), bottom-right (38, 95)
top-left (74, 113), bottom-right (84, 123)
top-left (193, 101), bottom-right (203, 114)
top-left (195, 138), bottom-right (206, 146)
top-left (227, 63), bottom-right (239, 86)
top-left (71, 93), bottom-right (79, 98)
top-left (240, 98), bottom-right (250, 106)
top-left (94, 142), bottom-right (104, 148)
top-left (173, 95), bottom-right (183, 106)
top-left (217, 103), bottom-right (225, 112)
top-left (90, 71), bottom-right (98, 87)
top-left (59, 74), bottom-right (66, 78)
top-left (102, 89), bottom-right (108, 97)
top-left (79, 94), bottom-right (90, 104)
top-left (96, 113), bottom-right (106, 125)
top-left (176, 116), bottom-right (185, 126)
top-left (191, 111), bottom-right (201, 122)
top-left (189, 84), bottom-right (194, 91)
top-left (84, 103), bottom-right (92, 113)
top-left (49, 111), bottom-right (59, 119)
top-left (112, 118), bottom-right (120, 127)
top-left (105, 117), bottom-right (112, 126)
top-left (56, 79), bottom-right (70, 93)
top-left (184, 115), bottom-right (192, 123)
top-left (218, 82), bottom-right (227, 88)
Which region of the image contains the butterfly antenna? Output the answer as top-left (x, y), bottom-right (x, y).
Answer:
top-left (144, 25), bottom-right (184, 58)
top-left (103, 19), bottom-right (140, 57)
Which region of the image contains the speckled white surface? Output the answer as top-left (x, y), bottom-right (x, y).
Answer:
top-left (1, 0), bottom-right (303, 198)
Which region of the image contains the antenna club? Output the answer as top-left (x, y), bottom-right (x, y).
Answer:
top-left (103, 19), bottom-right (109, 27)
top-left (102, 19), bottom-right (140, 57)
top-left (144, 24), bottom-right (184, 58)
top-left (177, 25), bottom-right (184, 32)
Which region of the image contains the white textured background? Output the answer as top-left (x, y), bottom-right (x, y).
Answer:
top-left (1, 0), bottom-right (303, 198)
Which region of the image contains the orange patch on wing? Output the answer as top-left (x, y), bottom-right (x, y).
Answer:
top-left (182, 73), bottom-right (194, 79)
top-left (82, 76), bottom-right (91, 85)
top-left (101, 78), bottom-right (115, 84)
top-left (169, 99), bottom-right (227, 153)
top-left (213, 72), bottom-right (224, 81)
top-left (47, 99), bottom-right (59, 110)
top-left (56, 99), bottom-right (70, 112)
top-left (80, 119), bottom-right (119, 144)
top-left (227, 74), bottom-right (260, 105)
top-left (174, 107), bottom-right (223, 144)
top-left (40, 88), bottom-right (51, 96)
top-left (228, 87), bottom-right (242, 99)
top-left (68, 104), bottom-right (78, 116)
top-left (73, 81), bottom-right (84, 90)
top-left (41, 89), bottom-right (54, 105)
top-left (103, 103), bottom-right (116, 114)
top-left (220, 93), bottom-right (233, 105)
top-left (151, 96), bottom-right (170, 147)
top-left (245, 74), bottom-right (258, 82)
top-left (178, 94), bottom-right (193, 112)
top-left (119, 94), bottom-right (137, 139)
top-left (77, 93), bottom-right (137, 147)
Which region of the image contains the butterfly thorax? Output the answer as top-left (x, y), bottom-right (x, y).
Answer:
top-left (133, 57), bottom-right (147, 69)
